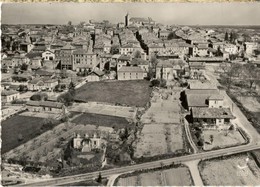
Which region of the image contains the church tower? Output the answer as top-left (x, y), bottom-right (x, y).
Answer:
top-left (125, 12), bottom-right (129, 27)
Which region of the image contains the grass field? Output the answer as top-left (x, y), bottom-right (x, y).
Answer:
top-left (116, 167), bottom-right (193, 186)
top-left (1, 115), bottom-right (60, 154)
top-left (199, 154), bottom-right (260, 185)
top-left (71, 113), bottom-right (130, 129)
top-left (74, 80), bottom-right (152, 107)
top-left (203, 130), bottom-right (246, 150)
top-left (133, 123), bottom-right (184, 158)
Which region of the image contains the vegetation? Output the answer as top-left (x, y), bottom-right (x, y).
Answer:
top-left (1, 115), bottom-right (60, 154)
top-left (30, 92), bottom-right (48, 101)
top-left (72, 113), bottom-right (130, 129)
top-left (74, 80), bottom-right (152, 107)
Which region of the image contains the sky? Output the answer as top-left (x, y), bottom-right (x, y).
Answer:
top-left (1, 3), bottom-right (260, 25)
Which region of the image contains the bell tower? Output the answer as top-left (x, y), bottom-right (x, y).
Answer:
top-left (125, 12), bottom-right (129, 27)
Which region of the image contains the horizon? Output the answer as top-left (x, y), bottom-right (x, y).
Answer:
top-left (2, 3), bottom-right (260, 26)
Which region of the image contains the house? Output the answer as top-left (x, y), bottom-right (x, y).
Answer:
top-left (156, 59), bottom-right (185, 80)
top-left (19, 42), bottom-right (34, 53)
top-left (73, 132), bottom-right (105, 152)
top-left (190, 43), bottom-right (209, 57)
top-left (130, 58), bottom-right (149, 75)
top-left (223, 43), bottom-right (238, 55)
top-left (184, 80), bottom-right (219, 109)
top-left (159, 30), bottom-right (171, 40)
top-left (26, 100), bottom-right (66, 114)
top-left (28, 78), bottom-right (58, 91)
top-left (73, 49), bottom-right (97, 72)
top-left (1, 90), bottom-right (20, 103)
top-left (86, 69), bottom-right (105, 82)
top-left (119, 43), bottom-right (142, 55)
top-left (189, 62), bottom-right (206, 79)
top-left (56, 43), bottom-right (76, 70)
top-left (192, 107), bottom-right (235, 126)
top-left (244, 42), bottom-right (258, 55)
top-left (42, 49), bottom-right (55, 61)
top-left (117, 66), bottom-right (145, 80)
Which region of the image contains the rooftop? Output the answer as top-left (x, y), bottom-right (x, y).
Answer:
top-left (26, 100), bottom-right (64, 109)
top-left (189, 80), bottom-right (218, 90)
top-left (192, 107), bottom-right (235, 119)
top-left (118, 66), bottom-right (144, 73)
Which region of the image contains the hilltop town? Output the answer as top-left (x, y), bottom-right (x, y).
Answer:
top-left (1, 13), bottom-right (260, 186)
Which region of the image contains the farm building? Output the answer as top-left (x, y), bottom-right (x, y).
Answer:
top-left (192, 107), bottom-right (235, 127)
top-left (86, 69), bottom-right (105, 82)
top-left (73, 132), bottom-right (105, 152)
top-left (1, 90), bottom-right (20, 103)
top-left (26, 100), bottom-right (67, 114)
top-left (117, 66), bottom-right (145, 80)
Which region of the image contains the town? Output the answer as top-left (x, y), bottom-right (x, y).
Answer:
top-left (1, 5), bottom-right (260, 186)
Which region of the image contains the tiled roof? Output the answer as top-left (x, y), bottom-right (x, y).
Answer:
top-left (186, 94), bottom-right (210, 108)
top-left (118, 66), bottom-right (144, 73)
top-left (1, 90), bottom-right (19, 96)
top-left (26, 100), bottom-right (64, 109)
top-left (208, 94), bottom-right (224, 100)
top-left (192, 107), bottom-right (235, 119)
top-left (189, 80), bottom-right (218, 90)
top-left (131, 58), bottom-right (149, 66)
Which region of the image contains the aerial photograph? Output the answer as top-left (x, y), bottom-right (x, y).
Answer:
top-left (0, 2), bottom-right (260, 186)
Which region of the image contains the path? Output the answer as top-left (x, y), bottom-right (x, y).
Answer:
top-left (106, 174), bottom-right (120, 186)
top-left (183, 117), bottom-right (199, 154)
top-left (184, 160), bottom-right (204, 186)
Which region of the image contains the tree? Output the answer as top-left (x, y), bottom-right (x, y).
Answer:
top-left (57, 92), bottom-right (74, 106)
top-left (242, 63), bottom-right (260, 92)
top-left (30, 93), bottom-right (48, 101)
top-left (20, 63), bottom-right (29, 71)
top-left (220, 63), bottom-right (242, 90)
top-left (110, 45), bottom-right (119, 54)
top-left (96, 172), bottom-right (102, 183)
top-left (68, 81), bottom-right (76, 96)
top-left (133, 50), bottom-right (142, 58)
top-left (18, 133), bottom-right (23, 142)
top-left (224, 32), bottom-right (229, 41)
top-left (68, 21), bottom-right (72, 26)
top-left (167, 31), bottom-right (179, 40)
top-left (210, 135), bottom-right (214, 144)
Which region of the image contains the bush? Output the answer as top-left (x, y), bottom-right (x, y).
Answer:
top-left (30, 93), bottom-right (48, 101)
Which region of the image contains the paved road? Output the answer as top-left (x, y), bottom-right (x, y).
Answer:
top-left (20, 143), bottom-right (260, 186)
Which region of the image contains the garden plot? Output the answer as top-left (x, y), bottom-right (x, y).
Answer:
top-left (4, 123), bottom-right (113, 163)
top-left (70, 102), bottom-right (137, 119)
top-left (116, 166), bottom-right (193, 186)
top-left (203, 130), bottom-right (246, 151)
top-left (199, 154), bottom-right (260, 186)
top-left (141, 92), bottom-right (181, 124)
top-left (133, 124), bottom-right (184, 158)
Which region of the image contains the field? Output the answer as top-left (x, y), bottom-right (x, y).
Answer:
top-left (199, 154), bottom-right (260, 185)
top-left (116, 166), bottom-right (193, 186)
top-left (133, 124), bottom-right (184, 158)
top-left (3, 122), bottom-right (113, 164)
top-left (69, 102), bottom-right (137, 120)
top-left (1, 115), bottom-right (60, 154)
top-left (74, 80), bottom-right (152, 107)
top-left (203, 129), bottom-right (246, 150)
top-left (141, 89), bottom-right (181, 124)
top-left (71, 113), bottom-right (130, 129)
top-left (133, 88), bottom-right (185, 158)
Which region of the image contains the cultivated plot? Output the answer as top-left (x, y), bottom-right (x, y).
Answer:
top-left (199, 155), bottom-right (260, 186)
top-left (116, 166), bottom-right (193, 186)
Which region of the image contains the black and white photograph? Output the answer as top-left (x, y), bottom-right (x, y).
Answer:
top-left (1, 2), bottom-right (260, 186)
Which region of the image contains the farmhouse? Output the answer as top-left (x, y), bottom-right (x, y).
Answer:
top-left (117, 66), bottom-right (145, 80)
top-left (1, 90), bottom-right (20, 103)
top-left (26, 100), bottom-right (66, 114)
top-left (86, 69), bottom-right (105, 82)
top-left (192, 107), bottom-right (235, 126)
top-left (72, 133), bottom-right (105, 152)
